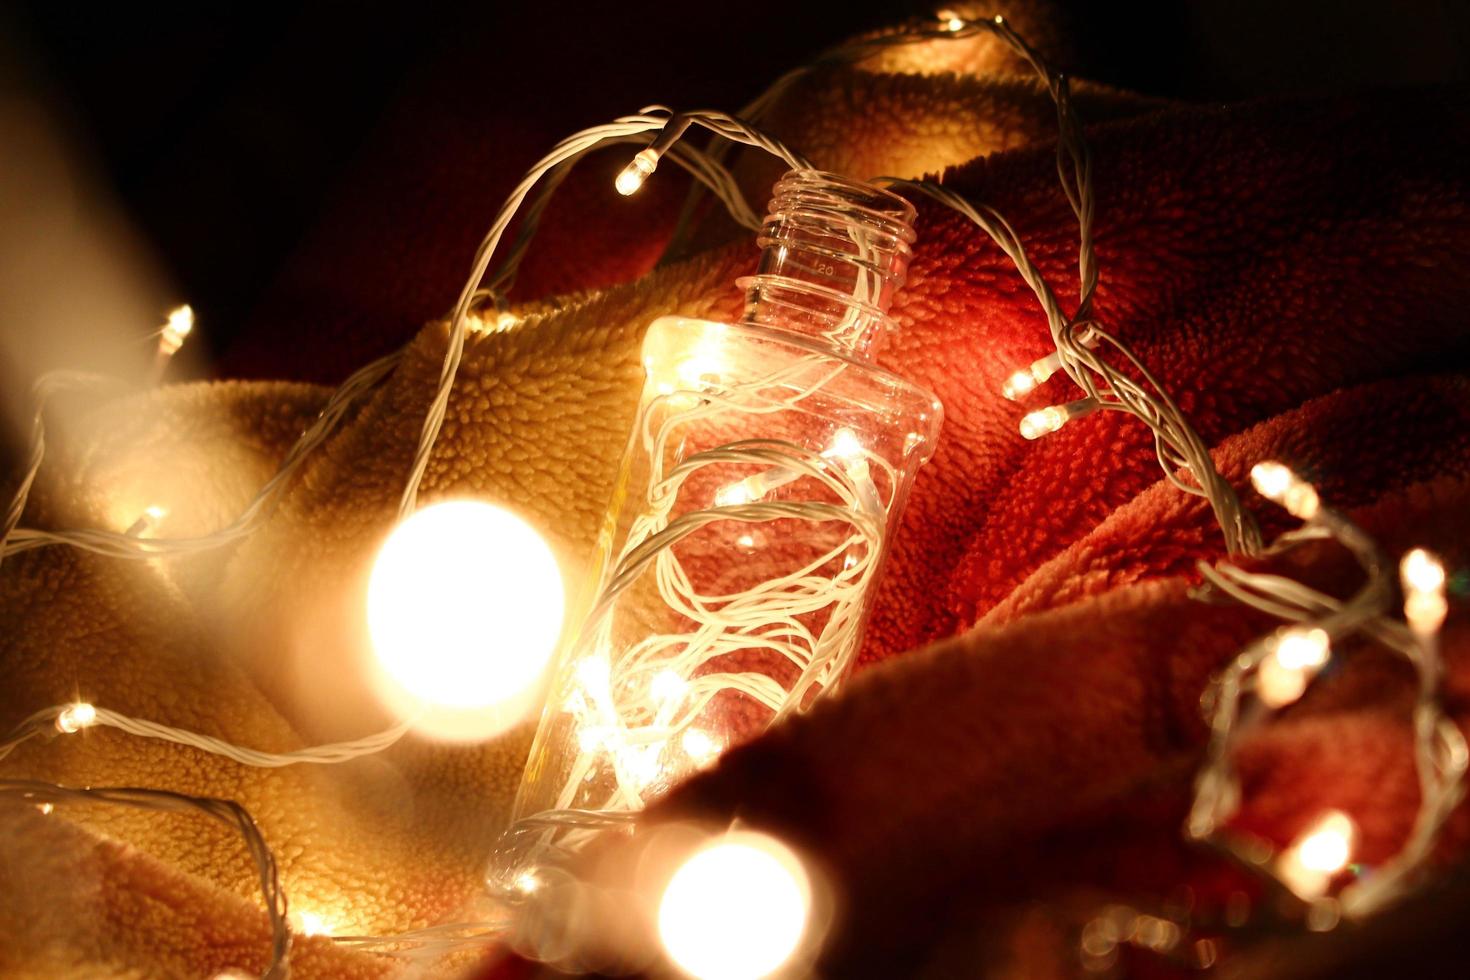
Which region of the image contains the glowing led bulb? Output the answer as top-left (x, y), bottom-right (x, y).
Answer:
top-left (1402, 548), bottom-right (1447, 594)
top-left (622, 744), bottom-right (664, 788)
top-left (1401, 548), bottom-right (1448, 635)
top-left (1249, 461), bottom-right (1320, 519)
top-left (1257, 627), bottom-right (1331, 708)
top-left (646, 321), bottom-right (728, 396)
top-left (1278, 810), bottom-right (1357, 899)
top-left (825, 428), bottom-right (863, 460)
top-left (1018, 397), bottom-right (1096, 440)
top-left (56, 702), bottom-right (97, 733)
top-left (576, 654), bottom-right (613, 696)
top-left (159, 305), bottom-right (194, 354)
top-left (715, 480), bottom-right (756, 508)
top-left (366, 501), bottom-right (565, 741)
top-left (1275, 627), bottom-right (1330, 669)
top-left (293, 911), bottom-right (333, 937)
top-left (658, 832), bottom-right (812, 980)
top-left (616, 148), bottom-right (660, 196)
top-left (1001, 368), bottom-right (1038, 400)
top-left (1019, 406), bottom-right (1066, 440)
top-left (125, 505), bottom-right (167, 537)
top-left (1001, 352), bottom-right (1063, 400)
top-left (681, 728), bottom-right (721, 766)
top-left (1249, 461), bottom-right (1292, 500)
top-left (651, 669), bottom-right (688, 705)
top-left (578, 726), bottom-right (606, 754)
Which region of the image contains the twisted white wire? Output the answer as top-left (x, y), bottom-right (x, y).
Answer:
top-left (0, 704), bottom-right (410, 768)
top-left (0, 778), bottom-right (290, 979)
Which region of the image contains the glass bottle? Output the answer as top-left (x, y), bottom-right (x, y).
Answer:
top-left (501, 169), bottom-right (943, 871)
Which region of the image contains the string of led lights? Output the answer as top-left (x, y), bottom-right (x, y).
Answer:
top-left (0, 702), bottom-right (411, 768)
top-left (0, 778), bottom-right (290, 980)
top-left (0, 6), bottom-right (1459, 976)
top-left (1184, 461), bottom-right (1465, 921)
top-left (2, 349), bottom-right (402, 563)
top-left (397, 107), bottom-right (813, 522)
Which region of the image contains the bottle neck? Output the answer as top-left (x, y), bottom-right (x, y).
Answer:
top-left (737, 170), bottom-right (916, 362)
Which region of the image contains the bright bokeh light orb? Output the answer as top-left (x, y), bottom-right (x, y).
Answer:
top-left (658, 831), bottom-right (811, 980)
top-left (1296, 812), bottom-right (1355, 873)
top-left (367, 501), bottom-right (564, 741)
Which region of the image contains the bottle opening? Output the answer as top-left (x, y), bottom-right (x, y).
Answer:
top-left (740, 170), bottom-right (917, 360)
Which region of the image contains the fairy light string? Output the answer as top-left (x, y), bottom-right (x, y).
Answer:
top-left (0, 779), bottom-right (291, 980)
top-left (1185, 462), bottom-right (1466, 922)
top-left (0, 6), bottom-right (1459, 975)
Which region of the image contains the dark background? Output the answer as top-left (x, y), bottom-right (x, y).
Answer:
top-left (2, 0), bottom-right (1468, 360)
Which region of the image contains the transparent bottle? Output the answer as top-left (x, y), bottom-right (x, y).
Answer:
top-left (502, 170), bottom-right (943, 868)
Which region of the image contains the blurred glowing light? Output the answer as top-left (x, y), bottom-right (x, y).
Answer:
top-left (1274, 627), bottom-right (1330, 670)
top-left (1257, 627), bottom-right (1330, 708)
top-left (1402, 548), bottom-right (1446, 595)
top-left (715, 480), bottom-right (755, 508)
top-left (367, 501), bottom-right (564, 741)
top-left (681, 728), bottom-right (721, 766)
top-left (125, 504), bottom-right (167, 537)
top-left (159, 305), bottom-right (194, 354)
top-left (652, 669), bottom-right (688, 705)
top-left (658, 831), bottom-right (811, 980)
top-left (1250, 461), bottom-right (1320, 519)
top-left (1278, 810), bottom-right (1357, 899)
top-left (1402, 548), bottom-right (1448, 634)
top-left (1001, 367), bottom-right (1037, 400)
top-left (294, 911), bottom-right (333, 937)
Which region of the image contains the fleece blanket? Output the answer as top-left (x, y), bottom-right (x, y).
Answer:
top-left (3, 9), bottom-right (1469, 979)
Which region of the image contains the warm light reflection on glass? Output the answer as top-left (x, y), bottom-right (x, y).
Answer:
top-left (366, 501), bottom-right (565, 741)
top-left (658, 831), bottom-right (811, 980)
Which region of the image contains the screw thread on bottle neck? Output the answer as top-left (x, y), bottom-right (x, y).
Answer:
top-left (739, 170), bottom-right (917, 361)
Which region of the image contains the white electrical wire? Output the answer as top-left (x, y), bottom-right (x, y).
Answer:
top-left (2, 351), bottom-right (400, 564)
top-left (0, 704), bottom-right (410, 768)
top-left (0, 778), bottom-right (290, 980)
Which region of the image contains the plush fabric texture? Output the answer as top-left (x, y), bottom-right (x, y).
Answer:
top-left (3, 10), bottom-right (1469, 980)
